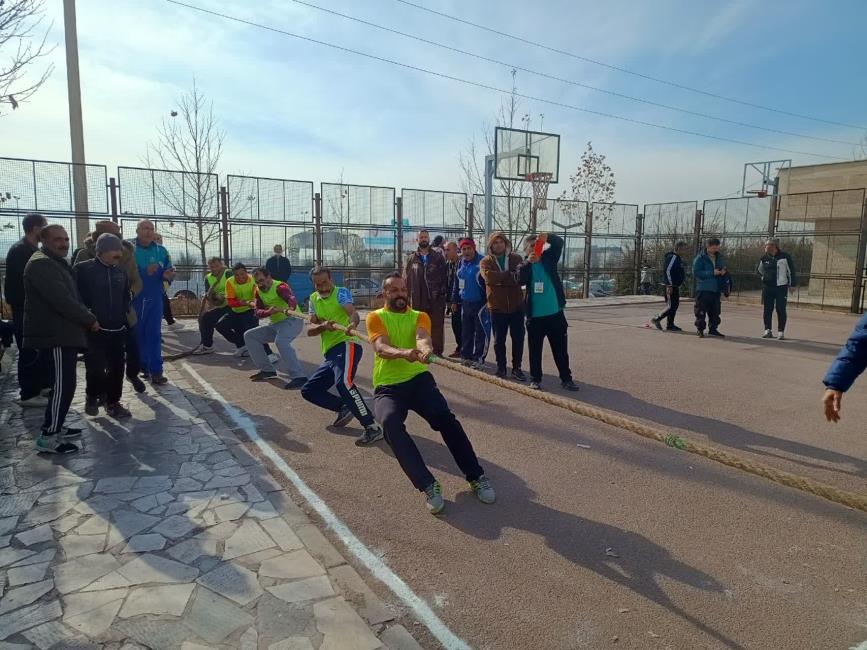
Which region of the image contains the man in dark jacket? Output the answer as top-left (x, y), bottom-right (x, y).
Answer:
top-left (822, 312), bottom-right (867, 423)
top-left (450, 238), bottom-right (487, 368)
top-left (265, 244), bottom-right (292, 282)
top-left (404, 229), bottom-right (448, 355)
top-left (518, 233), bottom-right (579, 392)
top-left (75, 234), bottom-right (132, 420)
top-left (4, 212), bottom-right (48, 407)
top-left (692, 238), bottom-right (727, 338)
top-left (24, 225), bottom-right (99, 454)
top-left (444, 241), bottom-right (462, 358)
top-left (480, 231), bottom-right (526, 380)
top-left (651, 241), bottom-right (688, 332)
top-left (758, 238), bottom-right (797, 340)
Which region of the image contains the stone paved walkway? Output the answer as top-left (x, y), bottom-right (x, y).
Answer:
top-left (0, 356), bottom-right (425, 650)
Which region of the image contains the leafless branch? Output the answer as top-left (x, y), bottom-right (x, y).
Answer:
top-left (0, 0), bottom-right (55, 113)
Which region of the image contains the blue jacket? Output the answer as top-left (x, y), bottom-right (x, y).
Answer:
top-left (823, 313), bottom-right (867, 392)
top-left (451, 252), bottom-right (485, 303)
top-left (692, 250), bottom-right (726, 293)
top-left (131, 239), bottom-right (173, 299)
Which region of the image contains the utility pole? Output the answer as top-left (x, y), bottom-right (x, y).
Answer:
top-left (63, 0), bottom-right (89, 245)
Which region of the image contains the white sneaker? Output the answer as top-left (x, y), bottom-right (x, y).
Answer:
top-left (233, 346), bottom-right (249, 358)
top-left (192, 345), bottom-right (214, 355)
top-left (267, 353), bottom-right (280, 364)
top-left (166, 322), bottom-right (183, 331)
top-left (761, 329), bottom-right (773, 339)
top-left (777, 331), bottom-right (785, 341)
top-left (16, 395), bottom-right (49, 408)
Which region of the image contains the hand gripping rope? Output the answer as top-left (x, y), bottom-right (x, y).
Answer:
top-left (279, 308), bottom-right (867, 514)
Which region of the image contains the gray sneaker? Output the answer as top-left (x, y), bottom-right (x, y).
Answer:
top-left (761, 329), bottom-right (773, 339)
top-left (777, 331), bottom-right (786, 341)
top-left (35, 434), bottom-right (78, 455)
top-left (469, 474), bottom-right (496, 504)
top-left (355, 424), bottom-right (384, 447)
top-left (424, 480), bottom-right (445, 515)
top-left (332, 406), bottom-right (354, 428)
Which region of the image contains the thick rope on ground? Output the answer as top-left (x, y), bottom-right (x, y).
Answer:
top-left (281, 309), bottom-right (867, 514)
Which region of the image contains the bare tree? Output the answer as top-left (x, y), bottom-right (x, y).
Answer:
top-left (560, 141), bottom-right (616, 229)
top-left (145, 80), bottom-right (225, 268)
top-left (458, 70), bottom-right (533, 235)
top-left (0, 0), bottom-right (54, 113)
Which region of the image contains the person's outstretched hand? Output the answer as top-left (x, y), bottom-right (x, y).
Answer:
top-left (822, 388), bottom-right (842, 423)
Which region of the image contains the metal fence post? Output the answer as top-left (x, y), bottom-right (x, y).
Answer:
top-left (313, 192), bottom-right (323, 267)
top-left (633, 213), bottom-right (644, 294)
top-left (109, 177), bottom-right (119, 224)
top-left (582, 205), bottom-right (593, 299)
top-left (219, 185), bottom-right (230, 263)
top-left (466, 202), bottom-right (474, 239)
top-left (396, 196), bottom-right (403, 269)
top-left (692, 208), bottom-right (703, 297)
top-left (851, 197), bottom-right (867, 314)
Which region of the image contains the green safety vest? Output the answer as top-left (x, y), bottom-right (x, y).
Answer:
top-left (371, 308), bottom-right (428, 388)
top-left (256, 281), bottom-right (300, 324)
top-left (206, 270), bottom-right (230, 296)
top-left (227, 276), bottom-right (255, 313)
top-left (309, 288), bottom-right (355, 355)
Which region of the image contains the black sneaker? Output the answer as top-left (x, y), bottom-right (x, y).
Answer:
top-left (708, 330), bottom-right (725, 338)
top-left (355, 424), bottom-right (384, 446)
top-left (85, 397), bottom-right (99, 416)
top-left (128, 376), bottom-right (146, 393)
top-left (36, 434), bottom-right (78, 454)
top-left (561, 380), bottom-right (580, 392)
top-left (511, 368), bottom-right (527, 382)
top-left (529, 381), bottom-right (542, 390)
top-left (250, 370), bottom-right (277, 382)
top-left (697, 329), bottom-right (705, 338)
top-left (151, 374), bottom-right (169, 386)
top-left (284, 377), bottom-right (307, 390)
top-left (61, 427), bottom-right (83, 440)
top-left (651, 317), bottom-right (663, 331)
top-left (666, 325), bottom-right (683, 332)
top-left (333, 406), bottom-right (354, 428)
top-left (495, 367), bottom-right (507, 378)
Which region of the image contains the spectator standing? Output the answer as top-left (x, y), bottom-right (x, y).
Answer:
top-left (480, 231), bottom-right (526, 380)
top-left (266, 244), bottom-right (292, 282)
top-left (758, 238), bottom-right (797, 340)
top-left (444, 241), bottom-right (462, 358)
top-left (404, 229), bottom-right (448, 355)
top-left (153, 233), bottom-right (180, 331)
top-left (451, 238), bottom-right (487, 368)
top-left (692, 238), bottom-right (727, 338)
top-left (24, 225), bottom-right (98, 454)
top-left (4, 212), bottom-right (48, 407)
top-left (518, 233), bottom-right (579, 392)
top-left (651, 241), bottom-right (688, 332)
top-left (74, 234), bottom-right (132, 419)
top-left (131, 220), bottom-right (174, 385)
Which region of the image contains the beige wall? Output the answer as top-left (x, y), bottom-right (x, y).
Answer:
top-left (777, 159), bottom-right (867, 194)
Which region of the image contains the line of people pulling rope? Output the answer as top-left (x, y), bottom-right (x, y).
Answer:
top-left (4, 214), bottom-right (866, 514)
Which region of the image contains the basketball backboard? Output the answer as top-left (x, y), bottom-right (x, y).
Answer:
top-left (494, 127), bottom-right (560, 183)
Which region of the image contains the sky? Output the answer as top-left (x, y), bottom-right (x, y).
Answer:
top-left (3, 0), bottom-right (866, 208)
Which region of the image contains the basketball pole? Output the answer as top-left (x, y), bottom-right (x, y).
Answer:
top-left (484, 154), bottom-right (494, 244)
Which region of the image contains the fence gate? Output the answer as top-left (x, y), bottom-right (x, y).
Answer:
top-left (641, 201), bottom-right (699, 296)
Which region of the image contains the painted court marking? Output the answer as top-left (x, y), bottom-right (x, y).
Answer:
top-left (181, 362), bottom-right (472, 650)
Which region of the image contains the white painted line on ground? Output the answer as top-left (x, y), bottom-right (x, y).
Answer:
top-left (181, 361), bottom-right (472, 650)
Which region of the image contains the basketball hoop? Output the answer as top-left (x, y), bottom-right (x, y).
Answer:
top-left (746, 189), bottom-right (769, 198)
top-left (526, 171), bottom-right (553, 211)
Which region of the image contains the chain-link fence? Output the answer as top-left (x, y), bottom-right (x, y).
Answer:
top-left (641, 201), bottom-right (699, 296)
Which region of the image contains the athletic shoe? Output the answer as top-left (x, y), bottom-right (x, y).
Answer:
top-left (424, 480), bottom-right (445, 515)
top-left (233, 346), bottom-right (248, 358)
top-left (150, 374), bottom-right (168, 386)
top-left (128, 376), bottom-right (146, 394)
top-left (15, 395), bottom-right (48, 408)
top-left (762, 329), bottom-right (773, 339)
top-left (529, 381), bottom-right (542, 390)
top-left (250, 371), bottom-right (277, 382)
top-left (778, 331), bottom-right (786, 341)
top-left (495, 368), bottom-right (507, 379)
top-left (666, 325), bottom-right (683, 332)
top-left (355, 424), bottom-right (384, 447)
top-left (561, 380), bottom-right (580, 392)
top-left (448, 348), bottom-right (461, 359)
top-left (268, 353), bottom-right (280, 364)
top-left (471, 360), bottom-right (484, 370)
top-left (332, 406), bottom-right (354, 428)
top-left (192, 344), bottom-right (214, 355)
top-left (284, 377), bottom-right (307, 390)
top-left (85, 397), bottom-right (99, 416)
top-left (469, 475), bottom-right (496, 504)
top-left (651, 317), bottom-right (663, 331)
top-left (61, 427), bottom-right (83, 440)
top-left (696, 329), bottom-right (705, 338)
top-left (165, 321), bottom-right (183, 331)
top-left (511, 368), bottom-right (527, 382)
top-left (106, 403), bottom-right (132, 419)
top-left (460, 359), bottom-right (472, 367)
top-left (35, 434), bottom-right (78, 454)
top-left (708, 330), bottom-right (725, 338)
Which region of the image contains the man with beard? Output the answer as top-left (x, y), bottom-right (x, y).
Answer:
top-left (367, 272), bottom-right (495, 515)
top-left (404, 229), bottom-right (447, 355)
top-left (480, 231), bottom-right (526, 380)
top-left (301, 266), bottom-right (383, 446)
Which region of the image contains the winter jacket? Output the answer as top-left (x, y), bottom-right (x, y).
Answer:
top-left (662, 251), bottom-right (685, 287)
top-left (74, 237), bottom-right (142, 326)
top-left (446, 258), bottom-right (459, 305)
top-left (480, 232), bottom-right (524, 314)
top-left (823, 313), bottom-right (867, 392)
top-left (131, 238), bottom-right (173, 301)
top-left (23, 250), bottom-right (96, 350)
top-left (518, 233), bottom-right (567, 318)
top-left (265, 255), bottom-right (292, 283)
top-left (692, 250), bottom-right (727, 293)
top-left (451, 252), bottom-right (485, 304)
top-left (758, 251), bottom-right (797, 288)
top-left (3, 237), bottom-right (39, 311)
top-left (404, 247), bottom-right (448, 309)
top-left (74, 258), bottom-right (131, 331)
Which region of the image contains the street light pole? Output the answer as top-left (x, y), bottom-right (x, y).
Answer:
top-left (63, 0), bottom-right (90, 246)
